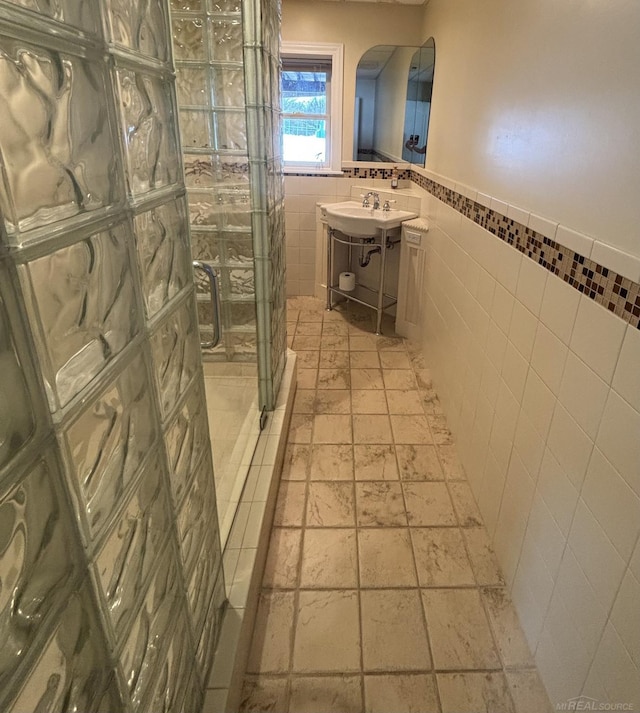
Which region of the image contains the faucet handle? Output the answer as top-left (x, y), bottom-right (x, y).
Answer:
top-left (382, 199), bottom-right (397, 211)
top-left (360, 193), bottom-right (371, 207)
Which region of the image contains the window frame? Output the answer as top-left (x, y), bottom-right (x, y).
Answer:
top-left (281, 42), bottom-right (343, 174)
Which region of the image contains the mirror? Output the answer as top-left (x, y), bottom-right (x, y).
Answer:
top-left (353, 39), bottom-right (435, 167)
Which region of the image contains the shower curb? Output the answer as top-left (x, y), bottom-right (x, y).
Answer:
top-left (203, 350), bottom-right (297, 713)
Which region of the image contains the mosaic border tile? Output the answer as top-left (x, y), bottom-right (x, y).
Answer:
top-left (409, 170), bottom-right (640, 330)
top-left (285, 166), bottom-right (640, 329)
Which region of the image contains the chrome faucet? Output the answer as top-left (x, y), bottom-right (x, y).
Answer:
top-left (362, 191), bottom-right (380, 210)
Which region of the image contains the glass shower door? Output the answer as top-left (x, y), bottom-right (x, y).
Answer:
top-left (171, 1), bottom-right (262, 548)
top-left (193, 257), bottom-right (261, 549)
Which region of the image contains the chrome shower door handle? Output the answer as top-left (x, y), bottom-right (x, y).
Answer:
top-left (193, 260), bottom-right (222, 349)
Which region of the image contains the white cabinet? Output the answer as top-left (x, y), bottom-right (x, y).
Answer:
top-left (396, 220), bottom-right (429, 340)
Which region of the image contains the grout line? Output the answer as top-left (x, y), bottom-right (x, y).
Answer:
top-left (246, 298), bottom-right (544, 712)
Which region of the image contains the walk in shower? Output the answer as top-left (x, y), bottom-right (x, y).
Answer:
top-left (0, 0), bottom-right (286, 710)
top-left (172, 0), bottom-right (260, 547)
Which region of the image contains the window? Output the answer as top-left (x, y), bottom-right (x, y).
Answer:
top-left (281, 43), bottom-right (343, 173)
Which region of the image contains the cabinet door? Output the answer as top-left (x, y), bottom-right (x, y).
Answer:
top-left (396, 229), bottom-right (426, 339)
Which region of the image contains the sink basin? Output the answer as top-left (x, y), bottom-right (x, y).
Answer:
top-left (322, 201), bottom-right (418, 237)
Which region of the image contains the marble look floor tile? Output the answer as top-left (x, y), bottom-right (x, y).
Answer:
top-left (385, 390), bottom-right (425, 414)
top-left (289, 414), bottom-right (313, 443)
top-left (354, 445), bottom-right (399, 480)
top-left (353, 414), bottom-right (393, 444)
top-left (481, 588), bottom-right (534, 667)
top-left (437, 444), bottom-right (467, 480)
top-left (350, 335), bottom-right (379, 351)
top-left (449, 482), bottom-right (484, 527)
top-left (352, 390), bottom-right (388, 414)
top-left (358, 528), bottom-right (417, 588)
top-left (322, 321), bottom-right (350, 336)
top-left (319, 350), bottom-right (350, 368)
top-left (462, 527), bottom-right (505, 585)
top-left (293, 335), bottom-right (322, 350)
top-left (273, 481), bottom-right (307, 527)
top-left (411, 528), bottom-right (476, 587)
top-left (325, 308), bottom-right (353, 323)
top-left (289, 675), bottom-right (362, 713)
top-left (300, 528), bottom-right (358, 588)
top-left (297, 368), bottom-right (318, 389)
top-left (239, 676), bottom-right (289, 713)
top-left (315, 389), bottom-right (351, 414)
top-left (262, 528), bottom-right (302, 589)
top-left (296, 350), bottom-right (320, 369)
top-left (297, 322), bottom-right (323, 336)
top-left (356, 482), bottom-right (407, 527)
top-left (396, 445), bottom-right (444, 481)
top-left (402, 482), bottom-right (457, 526)
top-left (246, 591), bottom-right (295, 673)
top-left (421, 389), bottom-right (441, 415)
top-left (383, 369), bottom-right (417, 390)
top-left (307, 482), bottom-right (355, 526)
top-left (318, 367), bottom-right (351, 389)
top-left (364, 674), bottom-right (439, 713)
top-left (321, 334), bottom-right (350, 350)
top-left (294, 389), bottom-right (316, 414)
top-left (350, 351), bottom-right (380, 368)
top-left (298, 309), bottom-right (323, 323)
top-left (310, 445), bottom-right (353, 480)
top-left (281, 445), bottom-right (310, 480)
top-left (377, 336), bottom-right (405, 351)
top-left (351, 368), bottom-right (385, 389)
top-left (293, 590), bottom-right (361, 672)
top-left (427, 414), bottom-right (453, 445)
top-left (421, 589), bottom-right (501, 670)
top-left (437, 672), bottom-right (515, 713)
top-left (505, 671), bottom-right (553, 713)
top-left (361, 589), bottom-right (432, 671)
top-left (379, 351), bottom-right (412, 369)
top-left (390, 415), bottom-right (433, 444)
top-left (313, 414), bottom-right (353, 444)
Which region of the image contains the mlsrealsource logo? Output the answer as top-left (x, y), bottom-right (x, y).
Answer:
top-left (556, 697), bottom-right (634, 711)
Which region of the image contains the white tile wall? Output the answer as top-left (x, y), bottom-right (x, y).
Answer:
top-left (546, 403), bottom-right (593, 489)
top-left (582, 448), bottom-right (640, 561)
top-left (539, 274), bottom-right (580, 343)
top-left (285, 171), bottom-right (640, 707)
top-left (570, 296), bottom-right (627, 383)
top-left (613, 324), bottom-right (640, 412)
top-left (558, 352), bottom-right (608, 439)
top-left (415, 178), bottom-right (640, 708)
top-left (610, 570), bottom-right (640, 668)
top-left (284, 175), bottom-right (352, 296)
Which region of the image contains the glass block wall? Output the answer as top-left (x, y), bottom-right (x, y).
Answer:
top-left (171, 0), bottom-right (259, 365)
top-left (171, 0), bottom-right (287, 408)
top-left (244, 0), bottom-right (288, 408)
top-left (0, 1), bottom-right (224, 711)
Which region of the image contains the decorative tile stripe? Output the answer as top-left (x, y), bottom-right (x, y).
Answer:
top-left (410, 170), bottom-right (640, 330)
top-left (284, 168), bottom-right (412, 180)
top-left (342, 167), bottom-right (412, 180)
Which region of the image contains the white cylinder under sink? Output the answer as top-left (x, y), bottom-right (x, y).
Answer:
top-left (339, 271), bottom-right (356, 291)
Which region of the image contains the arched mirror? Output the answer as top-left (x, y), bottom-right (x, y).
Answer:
top-left (353, 38), bottom-right (435, 167)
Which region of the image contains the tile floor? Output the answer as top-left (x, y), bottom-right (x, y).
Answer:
top-left (239, 296), bottom-right (552, 713)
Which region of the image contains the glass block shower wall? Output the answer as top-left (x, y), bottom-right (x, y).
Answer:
top-left (0, 2), bottom-right (224, 711)
top-left (171, 0), bottom-right (287, 408)
top-left (244, 0), bottom-right (287, 408)
top-left (171, 0), bottom-right (259, 365)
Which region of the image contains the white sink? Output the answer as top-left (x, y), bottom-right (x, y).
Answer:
top-left (322, 201), bottom-right (418, 237)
